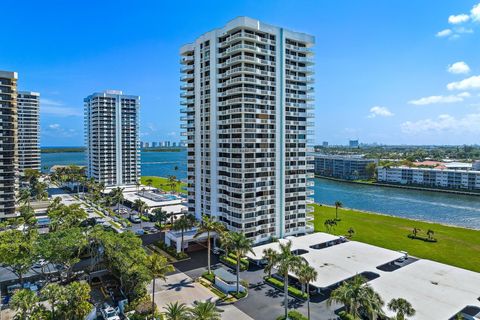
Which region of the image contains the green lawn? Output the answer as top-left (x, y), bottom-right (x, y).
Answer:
top-left (140, 176), bottom-right (186, 194)
top-left (310, 204), bottom-right (480, 273)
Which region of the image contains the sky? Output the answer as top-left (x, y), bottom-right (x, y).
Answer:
top-left (1, 0), bottom-right (480, 146)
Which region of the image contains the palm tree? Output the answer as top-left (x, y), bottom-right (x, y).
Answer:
top-left (33, 181), bottom-right (48, 201)
top-left (347, 227), bottom-right (355, 238)
top-left (228, 232), bottom-right (254, 294)
top-left (296, 262), bottom-right (318, 320)
top-left (262, 247), bottom-right (277, 278)
top-left (412, 227), bottom-right (420, 238)
top-left (172, 215), bottom-right (195, 253)
top-left (10, 289), bottom-right (39, 319)
top-left (133, 199), bottom-right (149, 217)
top-left (327, 275), bottom-right (366, 318)
top-left (41, 283), bottom-right (63, 319)
top-left (163, 302), bottom-right (191, 320)
top-left (18, 188), bottom-right (32, 208)
top-left (426, 229), bottom-right (434, 240)
top-left (189, 300), bottom-right (222, 320)
top-left (135, 181), bottom-right (141, 194)
top-left (335, 201), bottom-right (343, 220)
top-left (168, 176), bottom-right (178, 192)
top-left (152, 208), bottom-right (168, 227)
top-left (110, 187), bottom-right (125, 213)
top-left (388, 298), bottom-right (415, 320)
top-left (145, 254), bottom-right (175, 316)
top-left (19, 205), bottom-right (37, 228)
top-left (194, 215), bottom-right (225, 274)
top-left (146, 178), bottom-right (153, 189)
top-left (361, 286), bottom-right (384, 320)
top-left (273, 241), bottom-right (303, 319)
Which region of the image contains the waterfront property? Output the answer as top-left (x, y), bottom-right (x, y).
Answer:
top-left (377, 166), bottom-right (480, 191)
top-left (180, 16), bottom-right (315, 245)
top-left (0, 70), bottom-right (18, 218)
top-left (310, 203), bottom-right (480, 272)
top-left (246, 232), bottom-right (480, 319)
top-left (17, 91), bottom-right (41, 173)
top-left (84, 90), bottom-right (140, 187)
top-left (313, 153), bottom-right (377, 180)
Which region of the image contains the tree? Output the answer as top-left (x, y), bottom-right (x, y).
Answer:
top-left (388, 298), bottom-right (415, 320)
top-left (57, 282), bottom-right (93, 320)
top-left (0, 230), bottom-right (36, 285)
top-left (10, 289), bottom-right (39, 320)
top-left (228, 232), bottom-right (254, 294)
top-left (365, 162), bottom-right (377, 180)
top-left (135, 181), bottom-right (141, 194)
top-left (18, 188), bottom-right (32, 208)
top-left (163, 302), bottom-right (191, 320)
top-left (327, 275), bottom-right (366, 318)
top-left (23, 168), bottom-right (40, 185)
top-left (412, 227), bottom-right (420, 238)
top-left (347, 227), bottom-right (355, 238)
top-left (194, 215), bottom-right (225, 274)
top-left (296, 262), bottom-right (318, 320)
top-left (145, 254), bottom-right (175, 316)
top-left (361, 286), bottom-right (384, 320)
top-left (41, 283), bottom-right (63, 319)
top-left (335, 201), bottom-right (343, 220)
top-left (152, 208), bottom-right (168, 227)
top-left (110, 187), bottom-right (125, 213)
top-left (271, 241), bottom-right (303, 319)
top-left (19, 205), bottom-right (37, 228)
top-left (426, 229), bottom-right (434, 240)
top-left (172, 215), bottom-right (195, 253)
top-left (48, 203), bottom-right (87, 231)
top-left (32, 181), bottom-right (48, 201)
top-left (133, 198), bottom-right (149, 217)
top-left (189, 300), bottom-right (222, 320)
top-left (168, 176), bottom-right (178, 192)
top-left (146, 178), bottom-right (153, 188)
top-left (262, 247), bottom-right (277, 278)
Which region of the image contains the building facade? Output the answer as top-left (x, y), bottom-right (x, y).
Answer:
top-left (0, 71), bottom-right (18, 218)
top-left (180, 17), bottom-right (315, 243)
top-left (17, 91), bottom-right (41, 173)
top-left (377, 166), bottom-right (480, 191)
top-left (314, 154), bottom-right (377, 180)
top-left (84, 90), bottom-right (140, 187)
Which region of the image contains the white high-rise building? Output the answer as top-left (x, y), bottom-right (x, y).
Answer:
top-left (180, 17), bottom-right (315, 243)
top-left (84, 90), bottom-right (140, 187)
top-left (17, 91), bottom-right (41, 173)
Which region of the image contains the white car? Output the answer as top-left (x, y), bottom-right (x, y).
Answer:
top-left (101, 304), bottom-right (120, 320)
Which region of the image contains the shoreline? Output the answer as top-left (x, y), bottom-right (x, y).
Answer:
top-left (316, 175), bottom-right (480, 197)
top-left (314, 203), bottom-right (480, 231)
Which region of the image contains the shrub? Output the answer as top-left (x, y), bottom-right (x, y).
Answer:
top-left (264, 276), bottom-right (307, 300)
top-left (276, 310), bottom-right (308, 320)
top-left (156, 241), bottom-right (189, 260)
top-left (338, 311), bottom-right (357, 320)
top-left (220, 255), bottom-right (248, 271)
top-left (202, 272), bottom-right (215, 283)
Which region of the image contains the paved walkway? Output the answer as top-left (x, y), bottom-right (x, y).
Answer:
top-left (150, 271), bottom-right (252, 320)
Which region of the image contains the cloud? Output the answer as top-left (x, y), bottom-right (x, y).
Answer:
top-left (167, 131), bottom-right (177, 136)
top-left (436, 29), bottom-right (453, 37)
top-left (41, 98), bottom-right (82, 117)
top-left (368, 106), bottom-right (394, 118)
top-left (472, 3), bottom-right (480, 21)
top-left (447, 75), bottom-right (480, 90)
top-left (447, 61), bottom-right (471, 74)
top-left (43, 123), bottom-right (78, 138)
top-left (408, 93), bottom-right (469, 105)
top-left (401, 113), bottom-right (480, 134)
top-left (48, 123), bottom-right (60, 129)
top-left (449, 14), bottom-right (470, 24)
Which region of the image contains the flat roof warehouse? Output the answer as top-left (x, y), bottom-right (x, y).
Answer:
top-left (247, 233), bottom-right (480, 319)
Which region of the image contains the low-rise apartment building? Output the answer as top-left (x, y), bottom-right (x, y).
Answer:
top-left (377, 166), bottom-right (480, 191)
top-left (314, 154), bottom-right (377, 180)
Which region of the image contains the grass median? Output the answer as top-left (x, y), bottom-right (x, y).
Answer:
top-left (310, 203), bottom-right (480, 272)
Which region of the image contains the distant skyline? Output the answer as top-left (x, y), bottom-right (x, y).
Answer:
top-left (2, 0), bottom-right (480, 146)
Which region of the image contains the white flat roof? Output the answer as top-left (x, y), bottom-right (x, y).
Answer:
top-left (246, 232), bottom-right (339, 260)
top-left (159, 204), bottom-right (187, 214)
top-left (370, 259), bottom-right (480, 320)
top-left (122, 192), bottom-right (183, 209)
top-left (302, 241), bottom-right (402, 288)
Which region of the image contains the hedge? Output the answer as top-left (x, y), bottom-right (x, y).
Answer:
top-left (202, 272), bottom-right (215, 283)
top-left (276, 310), bottom-right (308, 320)
top-left (220, 255), bottom-right (248, 271)
top-left (155, 241), bottom-right (189, 260)
top-left (264, 276), bottom-right (308, 300)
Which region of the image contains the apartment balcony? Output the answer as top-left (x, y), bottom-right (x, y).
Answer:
top-left (180, 75), bottom-right (194, 82)
top-left (180, 83), bottom-right (194, 90)
top-left (180, 98), bottom-right (195, 105)
top-left (180, 56), bottom-right (194, 64)
top-left (181, 65), bottom-right (194, 73)
top-left (285, 43), bottom-right (314, 54)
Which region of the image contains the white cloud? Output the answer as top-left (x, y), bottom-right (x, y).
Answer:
top-left (408, 94), bottom-right (467, 105)
top-left (458, 92), bottom-right (471, 98)
top-left (472, 3), bottom-right (480, 21)
top-left (368, 106), bottom-right (394, 118)
top-left (401, 113), bottom-right (480, 134)
top-left (167, 131), bottom-right (177, 136)
top-left (449, 14), bottom-right (470, 24)
top-left (447, 75), bottom-right (480, 90)
top-left (436, 29), bottom-right (453, 37)
top-left (43, 123), bottom-right (78, 138)
top-left (447, 61), bottom-right (471, 74)
top-left (48, 123), bottom-right (60, 129)
top-left (41, 98), bottom-right (82, 117)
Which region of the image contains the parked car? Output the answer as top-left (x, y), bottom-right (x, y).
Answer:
top-left (134, 229), bottom-right (145, 236)
top-left (129, 215), bottom-right (141, 224)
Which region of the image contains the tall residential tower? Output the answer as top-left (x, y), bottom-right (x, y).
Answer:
top-left (180, 17), bottom-right (315, 243)
top-left (0, 71), bottom-right (18, 218)
top-left (18, 91), bottom-right (41, 173)
top-left (84, 90), bottom-right (140, 187)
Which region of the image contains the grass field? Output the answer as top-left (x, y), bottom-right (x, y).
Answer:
top-left (310, 204), bottom-right (480, 273)
top-left (140, 176), bottom-right (187, 194)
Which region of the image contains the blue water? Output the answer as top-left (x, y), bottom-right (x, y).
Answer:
top-left (41, 151), bottom-right (480, 229)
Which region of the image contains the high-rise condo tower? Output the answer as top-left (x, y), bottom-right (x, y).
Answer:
top-left (180, 17), bottom-right (315, 243)
top-left (17, 91), bottom-right (41, 173)
top-left (84, 90), bottom-right (140, 187)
